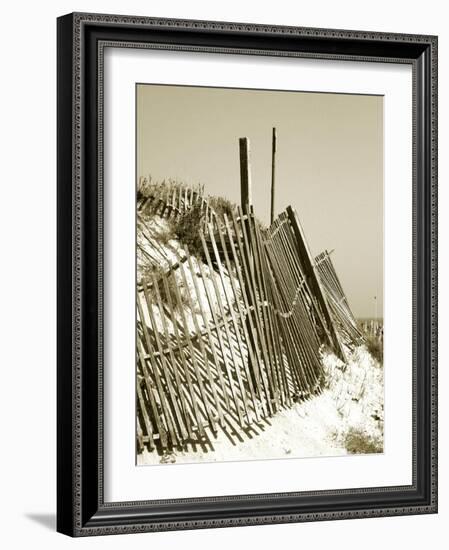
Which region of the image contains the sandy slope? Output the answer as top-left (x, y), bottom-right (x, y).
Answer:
top-left (138, 346), bottom-right (383, 465)
top-left (137, 214), bottom-right (384, 466)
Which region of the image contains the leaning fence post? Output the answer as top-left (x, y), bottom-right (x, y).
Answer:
top-left (287, 206), bottom-right (346, 362)
top-left (239, 137), bottom-right (259, 384)
top-left (239, 137), bottom-right (252, 210)
top-left (270, 127), bottom-right (277, 225)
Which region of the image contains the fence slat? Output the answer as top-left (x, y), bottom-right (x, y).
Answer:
top-left (136, 377), bottom-right (155, 450)
top-left (178, 254), bottom-right (225, 428)
top-left (245, 207), bottom-right (280, 410)
top-left (136, 312), bottom-right (171, 448)
top-left (210, 223), bottom-right (261, 422)
top-left (200, 231), bottom-right (252, 425)
top-left (151, 273), bottom-right (191, 441)
top-left (184, 248), bottom-right (231, 412)
top-left (228, 211), bottom-right (272, 410)
top-left (137, 339), bottom-right (168, 447)
top-left (169, 267), bottom-right (218, 434)
top-left (222, 215), bottom-right (268, 415)
top-left (196, 259), bottom-right (246, 427)
top-left (139, 286), bottom-right (181, 446)
top-left (161, 270), bottom-right (206, 438)
top-left (287, 206), bottom-right (346, 362)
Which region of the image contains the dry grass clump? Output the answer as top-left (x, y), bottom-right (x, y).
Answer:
top-left (169, 195), bottom-right (239, 257)
top-left (207, 196), bottom-right (236, 220)
top-left (138, 178), bottom-right (179, 217)
top-left (138, 176), bottom-right (243, 258)
top-left (344, 427), bottom-right (383, 454)
top-left (169, 203), bottom-right (204, 257)
top-left (365, 335), bottom-right (383, 365)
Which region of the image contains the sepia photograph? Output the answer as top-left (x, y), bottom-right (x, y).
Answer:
top-left (55, 11), bottom-right (437, 536)
top-left (135, 83), bottom-right (384, 466)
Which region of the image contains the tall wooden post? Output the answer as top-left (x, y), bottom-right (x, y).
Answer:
top-left (239, 137), bottom-right (252, 210)
top-left (270, 127), bottom-right (277, 224)
top-left (239, 137), bottom-right (257, 387)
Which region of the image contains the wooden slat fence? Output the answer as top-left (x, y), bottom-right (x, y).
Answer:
top-left (137, 178), bottom-right (219, 229)
top-left (136, 187), bottom-right (362, 452)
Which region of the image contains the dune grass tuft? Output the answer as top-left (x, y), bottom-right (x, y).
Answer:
top-left (344, 427), bottom-right (383, 454)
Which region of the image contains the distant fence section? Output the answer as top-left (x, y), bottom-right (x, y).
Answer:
top-left (314, 250), bottom-right (363, 346)
top-left (136, 182), bottom-right (363, 452)
top-left (359, 319), bottom-right (383, 346)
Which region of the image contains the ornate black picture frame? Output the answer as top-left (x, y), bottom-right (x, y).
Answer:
top-left (57, 12), bottom-right (438, 536)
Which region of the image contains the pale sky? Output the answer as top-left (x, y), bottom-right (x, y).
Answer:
top-left (137, 84), bottom-right (383, 319)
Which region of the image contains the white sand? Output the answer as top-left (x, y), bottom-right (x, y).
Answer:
top-left (138, 346), bottom-right (383, 465)
top-left (137, 215), bottom-right (384, 466)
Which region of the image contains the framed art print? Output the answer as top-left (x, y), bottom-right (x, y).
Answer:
top-left (57, 13), bottom-right (438, 536)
